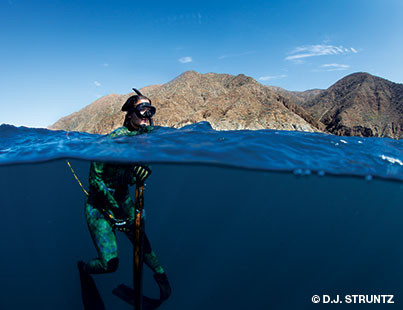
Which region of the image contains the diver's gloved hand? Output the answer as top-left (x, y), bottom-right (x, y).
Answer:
top-left (133, 165), bottom-right (152, 184)
top-left (112, 218), bottom-right (133, 232)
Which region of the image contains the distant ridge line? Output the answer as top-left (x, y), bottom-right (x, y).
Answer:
top-left (49, 71), bottom-right (402, 139)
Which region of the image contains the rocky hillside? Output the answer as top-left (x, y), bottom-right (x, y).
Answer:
top-left (50, 71), bottom-right (321, 134)
top-left (301, 72), bottom-right (403, 139)
top-left (266, 86), bottom-right (324, 105)
top-left (50, 71), bottom-right (402, 139)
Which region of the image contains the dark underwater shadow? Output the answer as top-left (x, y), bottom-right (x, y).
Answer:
top-left (78, 264), bottom-right (105, 310)
top-left (113, 283), bottom-right (162, 310)
top-left (77, 263), bottom-right (162, 310)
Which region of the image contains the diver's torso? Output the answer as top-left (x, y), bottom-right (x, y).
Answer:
top-left (89, 162), bottom-right (135, 205)
top-left (87, 125), bottom-right (155, 211)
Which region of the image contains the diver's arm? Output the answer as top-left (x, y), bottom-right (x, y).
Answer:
top-left (89, 162), bottom-right (120, 209)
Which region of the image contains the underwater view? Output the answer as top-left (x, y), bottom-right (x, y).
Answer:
top-left (0, 123), bottom-right (402, 309)
top-left (2, 0), bottom-right (402, 309)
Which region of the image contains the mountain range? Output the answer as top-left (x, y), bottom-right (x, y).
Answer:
top-left (50, 71), bottom-right (403, 139)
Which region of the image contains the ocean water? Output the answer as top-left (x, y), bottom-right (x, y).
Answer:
top-left (0, 122), bottom-right (402, 310)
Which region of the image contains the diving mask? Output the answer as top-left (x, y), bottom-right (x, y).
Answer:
top-left (132, 102), bottom-right (156, 120)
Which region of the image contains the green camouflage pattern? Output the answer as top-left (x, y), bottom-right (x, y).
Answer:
top-left (83, 125), bottom-right (163, 274)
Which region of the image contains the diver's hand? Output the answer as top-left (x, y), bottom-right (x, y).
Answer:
top-left (133, 165), bottom-right (152, 184)
top-left (112, 218), bottom-right (133, 232)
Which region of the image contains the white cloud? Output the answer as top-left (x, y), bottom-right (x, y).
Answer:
top-left (320, 63), bottom-right (350, 71)
top-left (259, 74), bottom-right (288, 81)
top-left (218, 51), bottom-right (256, 60)
top-left (351, 47), bottom-right (358, 53)
top-left (94, 81), bottom-right (101, 87)
top-left (178, 56), bottom-right (192, 63)
top-left (102, 63), bottom-right (109, 67)
top-left (285, 44), bottom-right (358, 61)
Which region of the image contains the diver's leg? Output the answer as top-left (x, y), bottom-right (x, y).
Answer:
top-left (143, 233), bottom-right (165, 274)
top-left (125, 230), bottom-right (172, 300)
top-left (121, 195), bottom-right (171, 300)
top-left (125, 229), bottom-right (164, 274)
top-left (143, 234), bottom-right (172, 300)
top-left (121, 195), bottom-right (164, 274)
top-left (82, 202), bottom-right (119, 274)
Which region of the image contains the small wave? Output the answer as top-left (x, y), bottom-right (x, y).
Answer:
top-left (0, 123), bottom-right (402, 181)
top-left (381, 155), bottom-right (403, 166)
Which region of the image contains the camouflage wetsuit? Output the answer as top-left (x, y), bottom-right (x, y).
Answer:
top-left (84, 125), bottom-right (164, 274)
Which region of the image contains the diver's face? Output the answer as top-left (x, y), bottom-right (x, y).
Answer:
top-left (129, 100), bottom-right (150, 127)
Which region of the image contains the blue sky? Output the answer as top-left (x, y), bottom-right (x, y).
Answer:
top-left (1, 0), bottom-right (402, 128)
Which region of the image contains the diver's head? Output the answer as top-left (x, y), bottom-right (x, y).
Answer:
top-left (122, 89), bottom-right (156, 131)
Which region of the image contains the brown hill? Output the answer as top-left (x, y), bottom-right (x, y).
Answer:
top-left (266, 86), bottom-right (324, 105)
top-left (301, 72), bottom-right (403, 139)
top-left (50, 71), bottom-right (320, 134)
top-left (50, 71), bottom-right (403, 139)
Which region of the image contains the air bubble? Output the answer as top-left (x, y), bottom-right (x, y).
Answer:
top-left (293, 168), bottom-right (303, 176)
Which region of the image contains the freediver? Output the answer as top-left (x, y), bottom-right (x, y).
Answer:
top-left (77, 89), bottom-right (172, 307)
